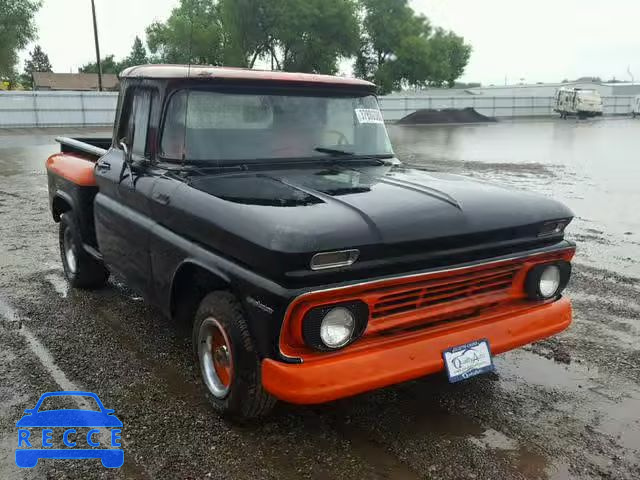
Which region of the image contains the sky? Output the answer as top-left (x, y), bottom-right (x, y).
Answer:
top-left (21, 0), bottom-right (640, 86)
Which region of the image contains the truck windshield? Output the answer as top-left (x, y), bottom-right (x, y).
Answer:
top-left (160, 89), bottom-right (393, 163)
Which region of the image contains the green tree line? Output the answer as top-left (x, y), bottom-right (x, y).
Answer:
top-left (87, 0), bottom-right (471, 93)
top-left (1, 0), bottom-right (472, 94)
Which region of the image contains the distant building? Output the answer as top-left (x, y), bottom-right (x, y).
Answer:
top-left (387, 81), bottom-right (640, 98)
top-left (32, 72), bottom-right (119, 91)
top-left (466, 81), bottom-right (640, 97)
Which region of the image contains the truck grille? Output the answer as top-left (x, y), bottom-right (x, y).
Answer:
top-left (370, 263), bottom-right (519, 320)
top-left (279, 247), bottom-right (575, 360)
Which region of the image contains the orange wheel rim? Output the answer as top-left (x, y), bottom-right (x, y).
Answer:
top-left (198, 317), bottom-right (234, 398)
top-left (211, 326), bottom-right (232, 387)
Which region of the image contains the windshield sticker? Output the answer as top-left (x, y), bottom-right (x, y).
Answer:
top-left (355, 109), bottom-right (384, 124)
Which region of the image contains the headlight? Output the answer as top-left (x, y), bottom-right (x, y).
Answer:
top-left (525, 262), bottom-right (571, 300)
top-left (320, 307), bottom-right (354, 348)
top-left (302, 301), bottom-right (369, 351)
top-left (539, 265), bottom-right (561, 297)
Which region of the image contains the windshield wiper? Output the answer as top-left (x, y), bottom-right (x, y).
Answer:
top-left (314, 147), bottom-right (397, 166)
top-left (314, 147), bottom-right (355, 156)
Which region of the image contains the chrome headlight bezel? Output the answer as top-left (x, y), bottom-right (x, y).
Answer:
top-left (525, 262), bottom-right (572, 300)
top-left (302, 301), bottom-right (369, 351)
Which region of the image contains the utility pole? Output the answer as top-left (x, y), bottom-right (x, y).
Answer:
top-left (90, 0), bottom-right (103, 91)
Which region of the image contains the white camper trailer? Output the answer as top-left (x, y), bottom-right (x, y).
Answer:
top-left (554, 88), bottom-right (603, 119)
top-left (632, 95), bottom-right (640, 118)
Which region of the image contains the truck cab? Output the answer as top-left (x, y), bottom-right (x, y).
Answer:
top-left (46, 65), bottom-right (575, 418)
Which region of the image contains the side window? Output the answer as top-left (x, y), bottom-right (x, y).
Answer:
top-left (119, 89), bottom-right (153, 158)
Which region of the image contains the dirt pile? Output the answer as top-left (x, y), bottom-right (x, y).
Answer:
top-left (397, 107), bottom-right (496, 125)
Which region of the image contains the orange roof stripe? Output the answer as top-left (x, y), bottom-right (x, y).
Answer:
top-left (119, 64), bottom-right (375, 88)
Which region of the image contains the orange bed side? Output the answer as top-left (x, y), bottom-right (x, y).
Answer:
top-left (46, 153), bottom-right (97, 187)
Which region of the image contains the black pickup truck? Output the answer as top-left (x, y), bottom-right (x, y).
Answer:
top-left (46, 65), bottom-right (575, 418)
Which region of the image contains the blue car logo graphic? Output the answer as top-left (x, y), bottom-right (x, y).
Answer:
top-left (15, 391), bottom-right (123, 468)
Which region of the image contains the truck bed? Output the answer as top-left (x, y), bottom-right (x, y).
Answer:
top-left (46, 137), bottom-right (110, 252)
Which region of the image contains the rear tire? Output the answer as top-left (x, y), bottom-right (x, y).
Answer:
top-left (192, 291), bottom-right (276, 419)
top-left (59, 214), bottom-right (109, 289)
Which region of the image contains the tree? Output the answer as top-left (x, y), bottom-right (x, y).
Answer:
top-left (24, 44), bottom-right (52, 73)
top-left (355, 0), bottom-right (471, 93)
top-left (119, 36), bottom-right (149, 70)
top-left (80, 54), bottom-right (120, 74)
top-left (126, 36), bottom-right (149, 66)
top-left (141, 0), bottom-right (469, 88)
top-left (218, 0), bottom-right (266, 67)
top-left (269, 0), bottom-right (360, 74)
top-left (80, 37), bottom-right (151, 75)
top-left (0, 0), bottom-right (42, 80)
top-left (425, 28), bottom-right (471, 88)
top-left (146, 0), bottom-right (359, 74)
top-left (20, 44), bottom-right (52, 88)
top-left (146, 0), bottom-right (224, 65)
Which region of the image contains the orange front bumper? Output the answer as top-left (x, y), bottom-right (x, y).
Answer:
top-left (262, 298), bottom-right (572, 404)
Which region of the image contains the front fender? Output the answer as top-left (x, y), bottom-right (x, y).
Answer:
top-left (150, 222), bottom-right (292, 359)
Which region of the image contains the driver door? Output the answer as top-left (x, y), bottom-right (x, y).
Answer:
top-left (94, 87), bottom-right (158, 297)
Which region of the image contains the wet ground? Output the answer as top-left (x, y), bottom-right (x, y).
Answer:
top-left (1, 120), bottom-right (639, 479)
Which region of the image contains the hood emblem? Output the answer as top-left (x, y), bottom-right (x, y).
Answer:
top-left (246, 297), bottom-right (274, 314)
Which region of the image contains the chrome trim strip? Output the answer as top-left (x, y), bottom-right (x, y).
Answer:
top-left (278, 243), bottom-right (575, 363)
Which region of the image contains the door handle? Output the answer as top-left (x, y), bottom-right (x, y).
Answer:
top-left (97, 161), bottom-right (111, 170)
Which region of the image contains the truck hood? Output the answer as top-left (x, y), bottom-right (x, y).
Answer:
top-left (176, 162), bottom-right (573, 281)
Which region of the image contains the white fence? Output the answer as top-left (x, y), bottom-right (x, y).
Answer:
top-left (0, 91), bottom-right (118, 128)
top-left (0, 90), bottom-right (636, 128)
top-left (378, 95), bottom-right (636, 121)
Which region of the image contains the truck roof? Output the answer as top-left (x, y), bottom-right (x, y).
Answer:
top-left (119, 64), bottom-right (375, 89)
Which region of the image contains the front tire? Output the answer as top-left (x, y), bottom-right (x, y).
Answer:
top-left (192, 291), bottom-right (276, 419)
top-left (59, 214), bottom-right (109, 289)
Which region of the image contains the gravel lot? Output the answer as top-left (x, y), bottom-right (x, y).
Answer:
top-left (1, 119), bottom-right (639, 479)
